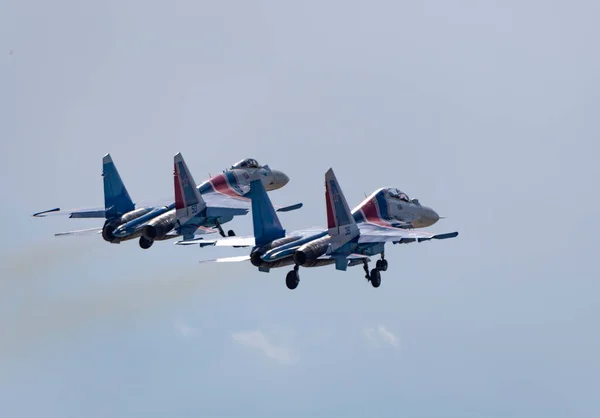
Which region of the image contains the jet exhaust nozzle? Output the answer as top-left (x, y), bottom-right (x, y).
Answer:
top-left (294, 237), bottom-right (329, 266)
top-left (250, 251), bottom-right (264, 267)
top-left (143, 225), bottom-right (158, 240)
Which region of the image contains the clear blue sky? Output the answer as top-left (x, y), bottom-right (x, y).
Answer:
top-left (2, 1), bottom-right (599, 417)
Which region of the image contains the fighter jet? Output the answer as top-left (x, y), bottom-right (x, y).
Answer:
top-left (189, 169), bottom-right (458, 289)
top-left (33, 154), bottom-right (299, 249)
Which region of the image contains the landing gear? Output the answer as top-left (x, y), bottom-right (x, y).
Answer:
top-left (286, 265), bottom-right (300, 290)
top-left (365, 255), bottom-right (386, 288)
top-left (139, 236), bottom-right (154, 249)
top-left (227, 230), bottom-right (236, 237)
top-left (370, 268), bottom-right (381, 288)
top-left (376, 258), bottom-right (388, 272)
top-left (363, 259), bottom-right (370, 279)
top-left (215, 220), bottom-right (226, 237)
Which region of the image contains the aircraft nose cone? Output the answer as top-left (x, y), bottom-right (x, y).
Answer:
top-left (273, 170), bottom-right (290, 188)
top-left (426, 208), bottom-right (440, 226)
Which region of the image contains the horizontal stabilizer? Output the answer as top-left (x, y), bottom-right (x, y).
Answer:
top-left (54, 227), bottom-right (103, 237)
top-left (33, 207), bottom-right (106, 218)
top-left (33, 208), bottom-right (60, 217)
top-left (206, 206), bottom-right (249, 218)
top-left (174, 237), bottom-right (207, 245)
top-left (275, 203), bottom-right (303, 212)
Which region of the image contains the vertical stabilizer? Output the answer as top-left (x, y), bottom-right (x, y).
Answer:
top-left (325, 168), bottom-right (359, 244)
top-left (103, 154), bottom-right (134, 219)
top-left (174, 153), bottom-right (207, 225)
top-left (249, 179), bottom-right (285, 246)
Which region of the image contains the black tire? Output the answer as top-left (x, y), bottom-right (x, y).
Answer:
top-left (286, 270), bottom-right (299, 290)
top-left (139, 236), bottom-right (154, 249)
top-left (370, 268), bottom-right (381, 288)
top-left (377, 259), bottom-right (388, 272)
top-left (227, 230), bottom-right (236, 237)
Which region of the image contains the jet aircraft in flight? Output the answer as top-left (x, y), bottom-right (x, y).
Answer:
top-left (33, 154), bottom-right (300, 249)
top-left (188, 169), bottom-right (458, 289)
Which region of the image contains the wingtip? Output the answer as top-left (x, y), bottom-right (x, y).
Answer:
top-left (33, 207), bottom-right (60, 217)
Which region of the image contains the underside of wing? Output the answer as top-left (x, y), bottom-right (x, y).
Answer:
top-left (203, 192), bottom-right (250, 211)
top-left (358, 222), bottom-right (459, 244)
top-left (199, 255), bottom-right (251, 263)
top-left (176, 235), bottom-right (255, 247)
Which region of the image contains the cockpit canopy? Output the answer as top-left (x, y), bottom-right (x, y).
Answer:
top-left (231, 158), bottom-right (261, 169)
top-left (387, 188), bottom-right (410, 202)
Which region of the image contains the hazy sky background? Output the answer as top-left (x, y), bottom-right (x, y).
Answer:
top-left (2, 1), bottom-right (599, 417)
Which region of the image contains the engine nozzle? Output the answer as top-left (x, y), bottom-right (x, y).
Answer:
top-left (294, 237), bottom-right (329, 266)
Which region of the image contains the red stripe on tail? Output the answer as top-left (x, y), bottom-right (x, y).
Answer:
top-left (174, 163), bottom-right (185, 210)
top-left (326, 182), bottom-right (335, 228)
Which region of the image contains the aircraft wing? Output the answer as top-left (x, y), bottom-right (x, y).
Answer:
top-left (175, 235), bottom-right (256, 247)
top-left (358, 222), bottom-right (459, 244)
top-left (169, 225), bottom-right (218, 239)
top-left (33, 207), bottom-right (106, 218)
top-left (32, 201), bottom-right (167, 219)
top-left (318, 253), bottom-right (370, 261)
top-left (203, 192), bottom-right (302, 218)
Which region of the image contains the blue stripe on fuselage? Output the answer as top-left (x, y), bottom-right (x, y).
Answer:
top-left (261, 231), bottom-right (328, 261)
top-left (225, 172), bottom-right (244, 195)
top-left (119, 205), bottom-right (174, 234)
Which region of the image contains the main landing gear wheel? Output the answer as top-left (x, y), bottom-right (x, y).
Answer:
top-left (286, 267), bottom-right (300, 290)
top-left (376, 259), bottom-right (388, 272)
top-left (370, 268), bottom-right (381, 288)
top-left (139, 236), bottom-right (154, 249)
top-left (227, 230), bottom-right (236, 237)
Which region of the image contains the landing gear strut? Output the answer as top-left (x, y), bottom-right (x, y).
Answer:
top-left (363, 259), bottom-right (370, 279)
top-left (376, 254), bottom-right (388, 272)
top-left (215, 220), bottom-right (235, 238)
top-left (286, 265), bottom-right (300, 290)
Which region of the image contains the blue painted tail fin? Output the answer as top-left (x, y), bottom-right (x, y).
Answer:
top-left (103, 154), bottom-right (134, 219)
top-left (249, 179), bottom-right (285, 246)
